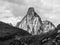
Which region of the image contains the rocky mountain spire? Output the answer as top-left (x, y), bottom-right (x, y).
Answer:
top-left (16, 7), bottom-right (42, 35)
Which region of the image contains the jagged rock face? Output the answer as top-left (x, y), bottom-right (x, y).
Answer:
top-left (41, 20), bottom-right (55, 33)
top-left (57, 24), bottom-right (60, 30)
top-left (16, 7), bottom-right (42, 35)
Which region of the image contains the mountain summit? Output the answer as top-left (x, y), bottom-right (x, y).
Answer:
top-left (16, 7), bottom-right (42, 35)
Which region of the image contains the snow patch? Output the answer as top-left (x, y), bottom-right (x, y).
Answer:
top-left (0, 16), bottom-right (22, 26)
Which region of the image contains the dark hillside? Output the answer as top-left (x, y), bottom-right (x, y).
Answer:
top-left (0, 21), bottom-right (31, 37)
top-left (0, 21), bottom-right (32, 45)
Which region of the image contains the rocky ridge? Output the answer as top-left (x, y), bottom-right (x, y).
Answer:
top-left (16, 7), bottom-right (55, 35)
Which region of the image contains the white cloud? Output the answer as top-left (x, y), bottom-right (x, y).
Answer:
top-left (0, 1), bottom-right (14, 18)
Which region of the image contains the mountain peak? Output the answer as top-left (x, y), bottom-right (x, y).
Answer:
top-left (16, 7), bottom-right (42, 35)
top-left (27, 7), bottom-right (34, 15)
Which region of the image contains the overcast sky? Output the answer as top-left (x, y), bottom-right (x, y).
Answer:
top-left (0, 0), bottom-right (60, 26)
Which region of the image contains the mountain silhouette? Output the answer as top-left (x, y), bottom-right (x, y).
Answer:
top-left (16, 7), bottom-right (42, 35)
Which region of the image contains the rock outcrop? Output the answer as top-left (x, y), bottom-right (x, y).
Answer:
top-left (41, 20), bottom-right (55, 33)
top-left (16, 7), bottom-right (42, 35)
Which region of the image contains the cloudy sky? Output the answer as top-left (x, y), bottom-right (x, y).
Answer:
top-left (0, 0), bottom-right (60, 26)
